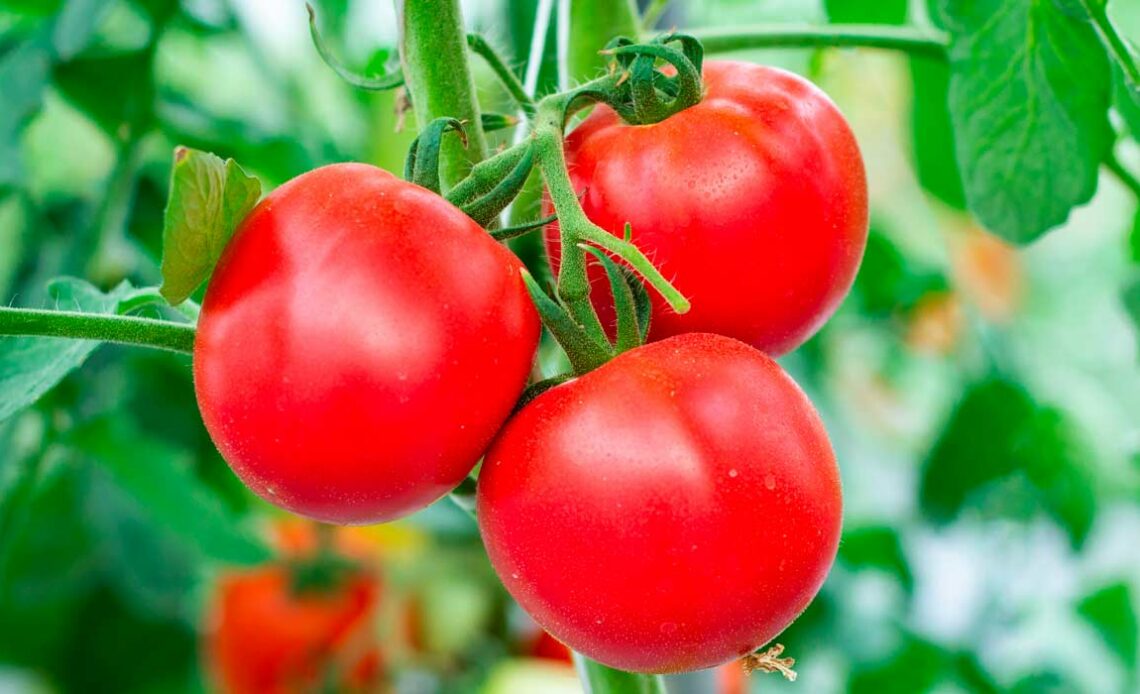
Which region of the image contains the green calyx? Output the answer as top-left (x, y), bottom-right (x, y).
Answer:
top-left (599, 33), bottom-right (705, 125)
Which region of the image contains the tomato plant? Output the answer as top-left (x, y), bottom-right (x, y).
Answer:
top-left (547, 60), bottom-right (868, 356)
top-left (2, 0), bottom-right (1139, 693)
top-left (194, 163), bottom-right (540, 525)
top-left (477, 333), bottom-right (842, 673)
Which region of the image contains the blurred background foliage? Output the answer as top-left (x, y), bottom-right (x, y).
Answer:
top-left (1, 0), bottom-right (1140, 692)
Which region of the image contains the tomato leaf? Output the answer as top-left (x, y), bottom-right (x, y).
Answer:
top-left (52, 0), bottom-right (113, 60)
top-left (837, 525), bottom-right (914, 595)
top-left (0, 30), bottom-right (53, 190)
top-left (824, 0), bottom-right (907, 25)
top-left (70, 417), bottom-right (269, 566)
top-left (938, 0), bottom-right (1113, 243)
top-left (1078, 583), bottom-right (1138, 672)
top-left (53, 48), bottom-right (155, 135)
top-left (1125, 278), bottom-right (1140, 356)
top-left (158, 146), bottom-right (261, 304)
top-left (920, 378), bottom-right (1097, 547)
top-left (910, 56), bottom-right (967, 210)
top-left (0, 278), bottom-right (132, 422)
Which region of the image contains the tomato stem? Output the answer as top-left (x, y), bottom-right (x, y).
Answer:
top-left (467, 34), bottom-right (537, 118)
top-left (1106, 150), bottom-right (1140, 200)
top-left (0, 307), bottom-right (196, 354)
top-left (1078, 0), bottom-right (1140, 97)
top-left (396, 0), bottom-right (488, 190)
top-left (690, 24), bottom-right (949, 60)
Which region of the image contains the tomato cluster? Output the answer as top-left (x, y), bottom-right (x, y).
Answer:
top-left (194, 60), bottom-right (864, 675)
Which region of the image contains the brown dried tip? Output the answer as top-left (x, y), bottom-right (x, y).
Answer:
top-left (394, 87), bottom-right (411, 133)
top-left (614, 69), bottom-right (631, 88)
top-left (741, 643), bottom-right (797, 682)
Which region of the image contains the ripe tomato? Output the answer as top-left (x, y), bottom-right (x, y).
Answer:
top-left (477, 333), bottom-right (842, 673)
top-left (205, 565), bottom-right (382, 694)
top-left (195, 163), bottom-right (540, 524)
top-left (546, 60), bottom-right (868, 356)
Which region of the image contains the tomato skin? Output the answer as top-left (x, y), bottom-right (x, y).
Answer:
top-left (205, 566), bottom-right (381, 694)
top-left (477, 333), bottom-right (842, 673)
top-left (195, 164), bottom-right (539, 524)
top-left (546, 61), bottom-right (868, 356)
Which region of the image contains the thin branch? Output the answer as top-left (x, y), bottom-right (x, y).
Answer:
top-left (1079, 0), bottom-right (1140, 96)
top-left (467, 34), bottom-right (537, 117)
top-left (689, 24), bottom-right (949, 61)
top-left (1106, 150), bottom-right (1140, 200)
top-left (0, 308), bottom-right (196, 354)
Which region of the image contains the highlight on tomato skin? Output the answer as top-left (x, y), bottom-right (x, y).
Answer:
top-left (192, 163), bottom-right (541, 526)
top-left (546, 60), bottom-right (869, 356)
top-left (476, 333), bottom-right (843, 674)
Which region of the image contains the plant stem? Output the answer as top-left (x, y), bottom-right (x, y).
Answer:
top-left (574, 653), bottom-right (667, 694)
top-left (640, 0), bottom-right (671, 31)
top-left (0, 308), bottom-right (196, 354)
top-left (1079, 0), bottom-right (1140, 95)
top-left (689, 24), bottom-right (949, 60)
top-left (567, 0), bottom-right (641, 79)
top-left (396, 0), bottom-right (488, 190)
top-left (532, 99), bottom-right (689, 317)
top-left (1107, 150), bottom-right (1140, 200)
top-left (467, 34), bottom-right (537, 117)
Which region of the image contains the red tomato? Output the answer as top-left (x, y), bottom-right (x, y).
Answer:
top-left (205, 566), bottom-right (381, 694)
top-left (477, 333), bottom-right (842, 673)
top-left (195, 164), bottom-right (539, 524)
top-left (546, 61), bottom-right (867, 356)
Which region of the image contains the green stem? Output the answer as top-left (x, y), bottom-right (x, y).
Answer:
top-left (0, 308), bottom-right (196, 354)
top-left (1107, 150), bottom-right (1140, 200)
top-left (467, 34), bottom-right (537, 117)
top-left (690, 24), bottom-right (949, 60)
top-left (396, 0), bottom-right (488, 190)
top-left (640, 0), bottom-right (671, 31)
top-left (574, 653), bottom-right (667, 694)
top-left (86, 137), bottom-right (142, 283)
top-left (568, 0), bottom-right (641, 79)
top-left (1079, 0), bottom-right (1140, 96)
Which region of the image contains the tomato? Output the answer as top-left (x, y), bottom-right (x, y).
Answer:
top-left (195, 163), bottom-right (540, 524)
top-left (477, 333), bottom-right (842, 673)
top-left (205, 565), bottom-right (382, 694)
top-left (546, 60), bottom-right (868, 356)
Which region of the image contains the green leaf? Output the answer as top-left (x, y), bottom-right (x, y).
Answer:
top-left (52, 0), bottom-right (113, 60)
top-left (158, 147), bottom-right (261, 304)
top-left (910, 56), bottom-right (967, 210)
top-left (52, 48), bottom-right (155, 135)
top-left (838, 526), bottom-right (914, 594)
top-left (0, 278), bottom-right (131, 422)
top-left (1130, 211), bottom-right (1140, 264)
top-left (939, 0), bottom-right (1113, 243)
top-left (0, 31), bottom-right (52, 190)
top-left (70, 417), bottom-right (269, 566)
top-left (825, 0), bottom-right (907, 25)
top-left (920, 377), bottom-right (1097, 547)
top-left (1125, 277), bottom-right (1140, 357)
top-left (850, 636), bottom-right (948, 694)
top-left (84, 467), bottom-right (199, 618)
top-left (851, 226), bottom-right (948, 317)
top-left (1077, 582), bottom-right (1138, 671)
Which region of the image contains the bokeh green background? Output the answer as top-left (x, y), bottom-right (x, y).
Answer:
top-left (2, 0), bottom-right (1139, 692)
